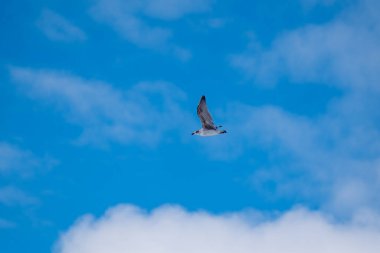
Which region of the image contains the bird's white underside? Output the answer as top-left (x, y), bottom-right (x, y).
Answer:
top-left (195, 129), bottom-right (223, 136)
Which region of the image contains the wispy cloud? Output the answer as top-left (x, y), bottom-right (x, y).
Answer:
top-left (221, 0), bottom-right (380, 216)
top-left (9, 66), bottom-right (193, 147)
top-left (55, 204), bottom-right (380, 253)
top-left (0, 142), bottom-right (56, 177)
top-left (0, 186), bottom-right (39, 207)
top-left (208, 98), bottom-right (380, 213)
top-left (37, 9), bottom-right (86, 42)
top-left (231, 0), bottom-right (380, 89)
top-left (90, 0), bottom-right (212, 57)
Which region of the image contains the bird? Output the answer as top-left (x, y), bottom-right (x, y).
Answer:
top-left (192, 95), bottom-right (227, 136)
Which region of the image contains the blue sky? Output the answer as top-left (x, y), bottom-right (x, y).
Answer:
top-left (1, 0), bottom-right (380, 252)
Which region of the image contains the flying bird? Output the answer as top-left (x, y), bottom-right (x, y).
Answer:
top-left (192, 96), bottom-right (227, 136)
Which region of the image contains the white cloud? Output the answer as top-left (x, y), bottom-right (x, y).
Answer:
top-left (90, 0), bottom-right (171, 49)
top-left (90, 0), bottom-right (212, 53)
top-left (221, 0), bottom-right (380, 216)
top-left (9, 66), bottom-right (193, 147)
top-left (37, 9), bottom-right (86, 42)
top-left (55, 204), bottom-right (380, 253)
top-left (0, 142), bottom-right (55, 177)
top-left (231, 0), bottom-right (380, 90)
top-left (0, 186), bottom-right (39, 206)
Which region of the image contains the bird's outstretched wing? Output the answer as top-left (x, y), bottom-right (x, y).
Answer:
top-left (197, 96), bottom-right (217, 130)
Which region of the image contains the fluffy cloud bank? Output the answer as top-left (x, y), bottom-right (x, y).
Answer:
top-left (55, 204), bottom-right (380, 253)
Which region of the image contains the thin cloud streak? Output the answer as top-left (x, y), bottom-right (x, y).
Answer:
top-left (37, 9), bottom-right (86, 42)
top-left (0, 186), bottom-right (39, 207)
top-left (0, 142), bottom-right (56, 177)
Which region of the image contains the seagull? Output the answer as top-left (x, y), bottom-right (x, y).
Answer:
top-left (192, 95), bottom-right (227, 136)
